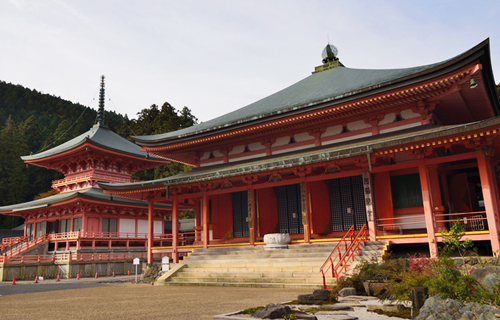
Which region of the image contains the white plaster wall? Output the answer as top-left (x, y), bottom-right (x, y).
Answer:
top-left (199, 152), bottom-right (210, 160)
top-left (272, 136), bottom-right (290, 147)
top-left (229, 145), bottom-right (245, 155)
top-left (347, 120), bottom-right (371, 131)
top-left (294, 132), bottom-right (313, 142)
top-left (322, 125), bottom-right (343, 137)
top-left (213, 150), bottom-right (223, 157)
top-left (273, 143), bottom-right (316, 155)
top-left (401, 109), bottom-right (420, 119)
top-left (229, 152), bottom-right (267, 162)
top-left (119, 218), bottom-right (135, 233)
top-left (379, 121), bottom-right (422, 134)
top-left (322, 132), bottom-right (372, 146)
top-left (200, 160), bottom-right (225, 167)
top-left (378, 113), bottom-right (396, 125)
top-left (137, 220), bottom-right (148, 234)
top-left (248, 142), bottom-right (266, 151)
top-left (154, 221), bottom-right (162, 234)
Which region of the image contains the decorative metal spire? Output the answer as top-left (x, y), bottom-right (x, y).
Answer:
top-left (322, 44), bottom-right (338, 64)
top-left (96, 75), bottom-right (106, 126)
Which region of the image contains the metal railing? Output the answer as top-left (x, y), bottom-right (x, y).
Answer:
top-left (320, 224), bottom-right (367, 289)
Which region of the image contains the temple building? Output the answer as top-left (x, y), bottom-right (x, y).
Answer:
top-left (99, 39), bottom-right (500, 264)
top-left (0, 77), bottom-right (184, 262)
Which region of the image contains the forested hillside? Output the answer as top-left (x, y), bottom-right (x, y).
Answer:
top-left (0, 81), bottom-right (197, 229)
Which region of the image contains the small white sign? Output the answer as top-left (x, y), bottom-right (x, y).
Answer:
top-left (133, 258), bottom-right (140, 265)
top-left (39, 276), bottom-right (44, 281)
top-left (162, 256), bottom-right (170, 272)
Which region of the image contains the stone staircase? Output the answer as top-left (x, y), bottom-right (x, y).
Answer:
top-left (156, 241), bottom-right (386, 288)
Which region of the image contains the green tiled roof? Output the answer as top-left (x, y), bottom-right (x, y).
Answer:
top-left (133, 54), bottom-right (455, 144)
top-left (22, 124), bottom-right (163, 161)
top-left (0, 187), bottom-right (171, 213)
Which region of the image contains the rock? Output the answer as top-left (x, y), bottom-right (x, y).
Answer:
top-left (322, 304), bottom-right (353, 311)
top-left (252, 303), bottom-right (292, 319)
top-left (483, 273), bottom-right (500, 293)
top-left (339, 287), bottom-right (357, 297)
top-left (297, 289), bottom-right (332, 304)
top-left (416, 296), bottom-right (464, 320)
top-left (367, 304), bottom-right (404, 313)
top-left (470, 266), bottom-right (500, 283)
top-left (312, 289), bottom-right (330, 300)
top-left (297, 294), bottom-right (323, 304)
top-left (415, 296), bottom-right (500, 320)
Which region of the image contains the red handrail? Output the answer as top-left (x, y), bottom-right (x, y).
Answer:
top-left (2, 234), bottom-right (51, 258)
top-left (320, 224), bottom-right (367, 289)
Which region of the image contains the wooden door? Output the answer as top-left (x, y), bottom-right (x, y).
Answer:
top-left (87, 218), bottom-right (100, 236)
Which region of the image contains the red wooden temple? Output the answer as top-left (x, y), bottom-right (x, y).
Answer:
top-left (99, 39), bottom-right (500, 263)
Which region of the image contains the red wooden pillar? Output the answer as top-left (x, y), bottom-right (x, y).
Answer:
top-left (172, 197), bottom-right (179, 263)
top-left (428, 165), bottom-right (446, 230)
top-left (249, 189), bottom-right (256, 245)
top-left (194, 198), bottom-right (201, 243)
top-left (301, 182), bottom-right (311, 244)
top-left (418, 160), bottom-right (438, 258)
top-left (202, 192), bottom-right (210, 248)
top-left (477, 150), bottom-right (500, 254)
top-left (147, 197), bottom-right (154, 264)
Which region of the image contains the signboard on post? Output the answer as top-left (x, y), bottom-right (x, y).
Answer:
top-left (133, 258), bottom-right (140, 283)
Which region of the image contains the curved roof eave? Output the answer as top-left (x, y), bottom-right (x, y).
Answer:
top-left (0, 188), bottom-right (171, 213)
top-left (132, 39), bottom-right (493, 146)
top-left (103, 115), bottom-right (500, 193)
top-left (21, 124), bottom-right (165, 162)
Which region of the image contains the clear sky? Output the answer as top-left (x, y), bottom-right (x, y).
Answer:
top-left (1, 0), bottom-right (499, 123)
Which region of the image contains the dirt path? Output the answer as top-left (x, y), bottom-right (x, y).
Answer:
top-left (0, 284), bottom-right (309, 319)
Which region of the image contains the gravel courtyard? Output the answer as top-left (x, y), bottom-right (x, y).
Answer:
top-left (0, 284), bottom-right (309, 320)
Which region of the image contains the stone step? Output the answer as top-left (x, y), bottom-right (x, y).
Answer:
top-left (176, 271), bottom-right (326, 279)
top-left (179, 266), bottom-right (320, 273)
top-left (159, 281), bottom-right (325, 289)
top-left (157, 240), bottom-right (386, 288)
top-left (170, 276), bottom-right (332, 285)
top-left (183, 256), bottom-right (330, 264)
top-left (181, 260), bottom-right (323, 268)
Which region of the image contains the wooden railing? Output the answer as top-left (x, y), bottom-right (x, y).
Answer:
top-left (320, 224), bottom-right (367, 289)
top-left (1, 231), bottom-right (196, 259)
top-left (52, 174), bottom-right (141, 186)
top-left (2, 234), bottom-right (51, 258)
top-left (2, 236), bottom-right (27, 245)
top-left (377, 211), bottom-right (488, 235)
top-left (0, 252), bottom-right (163, 264)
